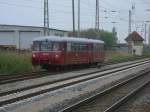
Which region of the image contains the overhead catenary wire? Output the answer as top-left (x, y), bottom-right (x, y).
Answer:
top-left (0, 0), bottom-right (142, 23)
top-left (0, 0), bottom-right (149, 37)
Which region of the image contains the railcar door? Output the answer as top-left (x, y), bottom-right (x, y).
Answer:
top-left (88, 44), bottom-right (93, 64)
top-left (77, 43), bottom-right (88, 64)
top-left (65, 42), bottom-right (75, 65)
top-left (101, 44), bottom-right (105, 61)
top-left (53, 42), bottom-right (65, 65)
top-left (63, 42), bottom-right (67, 65)
top-left (93, 43), bottom-right (101, 63)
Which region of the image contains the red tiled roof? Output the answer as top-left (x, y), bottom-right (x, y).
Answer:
top-left (125, 31), bottom-right (144, 41)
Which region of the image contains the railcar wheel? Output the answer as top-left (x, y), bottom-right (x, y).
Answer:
top-left (41, 65), bottom-right (49, 70)
top-left (97, 61), bottom-right (104, 68)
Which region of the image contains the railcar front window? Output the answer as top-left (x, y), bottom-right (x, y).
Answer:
top-left (41, 41), bottom-right (52, 51)
top-left (32, 42), bottom-right (40, 51)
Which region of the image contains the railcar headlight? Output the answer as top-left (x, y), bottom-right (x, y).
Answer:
top-left (33, 54), bottom-right (36, 58)
top-left (55, 54), bottom-right (59, 58)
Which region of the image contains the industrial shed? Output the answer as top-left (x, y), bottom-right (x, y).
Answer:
top-left (0, 24), bottom-right (69, 49)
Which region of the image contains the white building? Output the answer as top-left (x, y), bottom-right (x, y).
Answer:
top-left (0, 24), bottom-right (69, 49)
top-left (125, 31), bottom-right (144, 56)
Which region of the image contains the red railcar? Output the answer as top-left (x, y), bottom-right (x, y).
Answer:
top-left (32, 36), bottom-right (105, 69)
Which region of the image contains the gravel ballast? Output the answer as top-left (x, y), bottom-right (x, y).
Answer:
top-left (115, 80), bottom-right (150, 112)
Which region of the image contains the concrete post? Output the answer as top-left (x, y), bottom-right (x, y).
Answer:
top-left (14, 30), bottom-right (20, 49)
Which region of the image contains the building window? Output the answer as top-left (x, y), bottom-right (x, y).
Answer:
top-left (134, 41), bottom-right (142, 46)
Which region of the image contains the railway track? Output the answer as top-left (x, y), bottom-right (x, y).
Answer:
top-left (0, 58), bottom-right (149, 85)
top-left (0, 59), bottom-right (150, 109)
top-left (60, 68), bottom-right (150, 112)
top-left (114, 79), bottom-right (150, 112)
top-left (0, 70), bottom-right (48, 84)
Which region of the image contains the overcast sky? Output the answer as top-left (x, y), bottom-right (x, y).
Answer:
top-left (0, 0), bottom-right (149, 42)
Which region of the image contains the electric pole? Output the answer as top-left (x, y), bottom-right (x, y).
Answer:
top-left (149, 26), bottom-right (150, 45)
top-left (128, 4), bottom-right (135, 35)
top-left (72, 0), bottom-right (75, 35)
top-left (128, 10), bottom-right (132, 34)
top-left (95, 0), bottom-right (99, 30)
top-left (44, 0), bottom-right (49, 36)
top-left (77, 0), bottom-right (80, 37)
top-left (145, 23), bottom-right (147, 44)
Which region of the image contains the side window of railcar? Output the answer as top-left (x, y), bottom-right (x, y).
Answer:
top-left (97, 44), bottom-right (101, 52)
top-left (68, 43), bottom-right (87, 52)
top-left (80, 44), bottom-right (87, 51)
top-left (67, 42), bottom-right (78, 52)
top-left (71, 43), bottom-right (74, 51)
top-left (53, 43), bottom-right (60, 51)
top-left (93, 43), bottom-right (97, 51)
top-left (79, 44), bottom-right (82, 51)
top-left (84, 44), bottom-right (87, 51)
top-left (48, 42), bottom-right (53, 51)
top-left (78, 44), bottom-right (82, 51)
top-left (101, 44), bottom-right (104, 52)
top-left (67, 43), bottom-right (71, 51)
top-left (75, 43), bottom-right (79, 51)
top-left (71, 43), bottom-right (78, 51)
top-left (98, 44), bottom-right (102, 52)
top-left (100, 44), bottom-right (102, 52)
top-left (93, 43), bottom-right (101, 52)
top-left (76, 43), bottom-right (81, 51)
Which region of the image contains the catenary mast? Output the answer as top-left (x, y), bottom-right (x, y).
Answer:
top-left (44, 0), bottom-right (49, 36)
top-left (95, 0), bottom-right (100, 30)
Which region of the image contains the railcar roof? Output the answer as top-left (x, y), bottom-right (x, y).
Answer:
top-left (33, 36), bottom-right (104, 44)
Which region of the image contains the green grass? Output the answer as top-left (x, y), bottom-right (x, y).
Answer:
top-left (0, 50), bottom-right (148, 75)
top-left (105, 50), bottom-right (144, 63)
top-left (0, 51), bottom-right (37, 75)
top-left (143, 46), bottom-right (150, 57)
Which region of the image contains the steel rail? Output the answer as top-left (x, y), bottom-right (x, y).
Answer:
top-left (104, 81), bottom-right (150, 112)
top-left (59, 70), bottom-right (150, 112)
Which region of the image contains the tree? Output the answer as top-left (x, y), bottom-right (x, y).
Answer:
top-left (69, 29), bottom-right (97, 39)
top-left (69, 28), bottom-right (118, 46)
top-left (98, 30), bottom-right (117, 46)
top-left (80, 29), bottom-right (97, 39)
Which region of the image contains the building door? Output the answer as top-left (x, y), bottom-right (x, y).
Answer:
top-left (0, 31), bottom-right (15, 46)
top-left (19, 31), bottom-right (40, 49)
